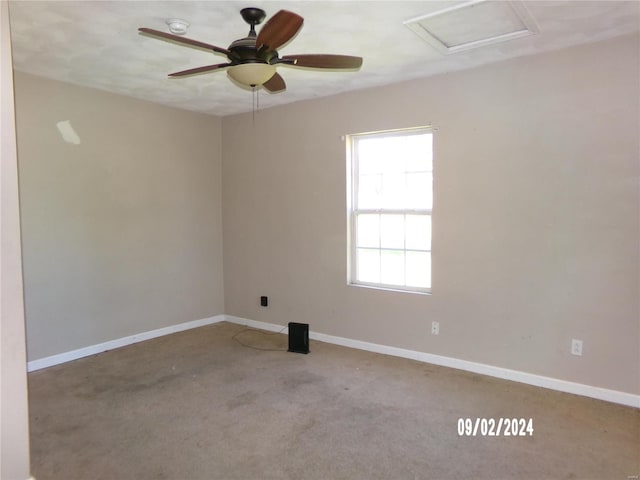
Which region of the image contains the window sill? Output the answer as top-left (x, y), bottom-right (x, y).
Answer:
top-left (348, 282), bottom-right (432, 296)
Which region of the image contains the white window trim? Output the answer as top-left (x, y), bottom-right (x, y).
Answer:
top-left (347, 127), bottom-right (433, 294)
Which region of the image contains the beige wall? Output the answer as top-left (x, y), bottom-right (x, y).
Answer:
top-left (222, 34), bottom-right (640, 395)
top-left (1, 1), bottom-right (31, 478)
top-left (14, 72), bottom-right (225, 361)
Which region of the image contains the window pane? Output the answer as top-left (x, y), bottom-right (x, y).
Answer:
top-left (380, 214), bottom-right (404, 249)
top-left (357, 248), bottom-right (380, 283)
top-left (381, 173), bottom-right (406, 208)
top-left (357, 145), bottom-right (385, 174)
top-left (358, 138), bottom-right (397, 174)
top-left (404, 134), bottom-right (433, 172)
top-left (406, 215), bottom-right (431, 251)
top-left (381, 148), bottom-right (405, 174)
top-left (357, 214), bottom-right (379, 248)
top-left (406, 251), bottom-right (431, 289)
top-left (381, 249), bottom-right (405, 286)
top-left (358, 174), bottom-right (382, 209)
top-left (406, 172), bottom-right (432, 209)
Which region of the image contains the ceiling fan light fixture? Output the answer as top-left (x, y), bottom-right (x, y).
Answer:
top-left (165, 18), bottom-right (189, 35)
top-left (227, 63), bottom-right (276, 87)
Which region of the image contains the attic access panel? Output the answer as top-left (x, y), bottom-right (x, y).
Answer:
top-left (404, 0), bottom-right (539, 55)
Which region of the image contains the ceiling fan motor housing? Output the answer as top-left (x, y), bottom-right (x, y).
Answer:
top-left (228, 36), bottom-right (277, 65)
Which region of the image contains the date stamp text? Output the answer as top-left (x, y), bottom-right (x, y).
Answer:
top-left (457, 418), bottom-right (534, 436)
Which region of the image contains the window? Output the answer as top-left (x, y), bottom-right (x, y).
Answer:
top-left (347, 127), bottom-right (433, 293)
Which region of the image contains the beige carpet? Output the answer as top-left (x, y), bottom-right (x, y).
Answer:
top-left (28, 321), bottom-right (639, 480)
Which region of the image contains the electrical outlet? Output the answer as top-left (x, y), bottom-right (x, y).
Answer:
top-left (571, 339), bottom-right (583, 356)
top-left (431, 321), bottom-right (439, 335)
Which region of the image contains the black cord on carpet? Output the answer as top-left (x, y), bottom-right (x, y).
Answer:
top-left (232, 326), bottom-right (288, 352)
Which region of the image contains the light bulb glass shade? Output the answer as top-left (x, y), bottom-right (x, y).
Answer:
top-left (227, 63), bottom-right (276, 86)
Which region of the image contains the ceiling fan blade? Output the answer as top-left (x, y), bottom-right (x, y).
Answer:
top-left (169, 63), bottom-right (231, 77)
top-left (281, 54), bottom-right (363, 69)
top-left (139, 28), bottom-right (229, 56)
top-left (263, 72), bottom-right (286, 92)
top-left (256, 10), bottom-right (303, 51)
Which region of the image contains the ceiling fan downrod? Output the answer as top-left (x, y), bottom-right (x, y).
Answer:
top-left (240, 7), bottom-right (267, 37)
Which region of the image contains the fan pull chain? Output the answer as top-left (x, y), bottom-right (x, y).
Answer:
top-left (252, 85), bottom-right (256, 125)
top-left (251, 85), bottom-right (261, 126)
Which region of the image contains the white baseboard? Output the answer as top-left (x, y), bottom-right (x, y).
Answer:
top-left (225, 315), bottom-right (290, 334)
top-left (27, 315), bottom-right (226, 372)
top-left (27, 313), bottom-right (639, 408)
top-left (224, 315), bottom-right (640, 408)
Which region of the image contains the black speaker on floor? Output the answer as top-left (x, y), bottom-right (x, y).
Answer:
top-left (288, 322), bottom-right (309, 354)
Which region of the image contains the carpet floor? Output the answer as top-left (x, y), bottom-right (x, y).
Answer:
top-left (28, 321), bottom-right (639, 480)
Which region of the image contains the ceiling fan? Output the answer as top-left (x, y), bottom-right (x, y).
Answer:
top-left (138, 7), bottom-right (363, 92)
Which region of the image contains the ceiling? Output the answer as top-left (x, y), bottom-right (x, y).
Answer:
top-left (8, 1), bottom-right (640, 117)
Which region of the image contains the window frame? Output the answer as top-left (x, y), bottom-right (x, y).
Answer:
top-left (347, 127), bottom-right (433, 294)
